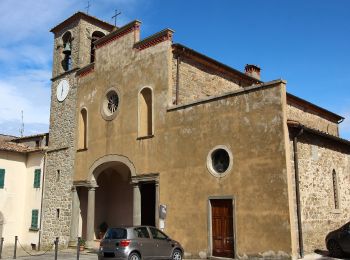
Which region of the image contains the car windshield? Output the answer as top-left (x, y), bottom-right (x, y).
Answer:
top-left (104, 228), bottom-right (127, 239)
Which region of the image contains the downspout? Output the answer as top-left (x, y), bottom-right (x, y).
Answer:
top-left (293, 127), bottom-right (304, 258)
top-left (38, 150), bottom-right (47, 251)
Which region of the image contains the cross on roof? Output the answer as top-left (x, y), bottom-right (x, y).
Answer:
top-left (112, 9), bottom-right (121, 26)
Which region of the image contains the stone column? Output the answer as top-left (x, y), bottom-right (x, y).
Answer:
top-left (86, 186), bottom-right (96, 248)
top-left (133, 184), bottom-right (141, 225)
top-left (68, 186), bottom-right (80, 247)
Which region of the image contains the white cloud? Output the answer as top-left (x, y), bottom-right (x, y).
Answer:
top-left (0, 0), bottom-right (146, 137)
top-left (0, 69), bottom-right (51, 124)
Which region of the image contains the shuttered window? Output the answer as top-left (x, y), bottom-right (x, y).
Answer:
top-left (31, 209), bottom-right (39, 229)
top-left (34, 169), bottom-right (41, 188)
top-left (0, 169), bottom-right (5, 189)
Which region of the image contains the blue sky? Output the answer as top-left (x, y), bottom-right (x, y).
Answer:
top-left (0, 0), bottom-right (349, 139)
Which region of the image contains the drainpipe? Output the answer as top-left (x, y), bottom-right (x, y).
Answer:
top-left (38, 150), bottom-right (47, 251)
top-left (292, 127), bottom-right (304, 258)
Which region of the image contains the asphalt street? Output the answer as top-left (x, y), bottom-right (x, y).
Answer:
top-left (0, 247), bottom-right (346, 260)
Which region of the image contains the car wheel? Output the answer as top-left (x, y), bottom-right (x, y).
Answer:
top-left (172, 249), bottom-right (182, 260)
top-left (128, 252), bottom-right (141, 260)
top-left (327, 240), bottom-right (343, 258)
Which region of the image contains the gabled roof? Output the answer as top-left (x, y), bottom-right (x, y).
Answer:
top-left (288, 120), bottom-right (350, 147)
top-left (50, 11), bottom-right (116, 34)
top-left (172, 44), bottom-right (344, 123)
top-left (0, 140), bottom-right (44, 153)
top-left (11, 133), bottom-right (48, 142)
top-left (287, 93), bottom-right (344, 123)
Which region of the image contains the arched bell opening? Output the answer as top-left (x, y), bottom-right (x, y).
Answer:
top-left (61, 31), bottom-right (72, 71)
top-left (90, 31), bottom-right (105, 63)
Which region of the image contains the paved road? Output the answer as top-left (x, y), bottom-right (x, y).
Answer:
top-left (0, 248), bottom-right (345, 260)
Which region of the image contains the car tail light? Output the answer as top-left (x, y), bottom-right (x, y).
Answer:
top-left (119, 240), bottom-right (131, 247)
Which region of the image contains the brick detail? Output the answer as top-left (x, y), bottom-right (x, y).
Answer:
top-left (95, 22), bottom-right (140, 49)
top-left (77, 64), bottom-right (95, 78)
top-left (134, 29), bottom-right (173, 51)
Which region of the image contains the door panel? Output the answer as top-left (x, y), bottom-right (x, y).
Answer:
top-left (211, 199), bottom-right (234, 258)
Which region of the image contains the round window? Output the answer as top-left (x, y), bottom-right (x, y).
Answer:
top-left (207, 145), bottom-right (233, 177)
top-left (101, 88), bottom-right (120, 120)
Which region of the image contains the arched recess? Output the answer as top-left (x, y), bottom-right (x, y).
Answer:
top-left (80, 154), bottom-right (137, 239)
top-left (88, 154), bottom-right (136, 184)
top-left (0, 211), bottom-right (4, 238)
top-left (62, 31), bottom-right (73, 71)
top-left (78, 108), bottom-right (88, 149)
top-left (90, 31), bottom-right (105, 63)
top-left (138, 87), bottom-right (153, 137)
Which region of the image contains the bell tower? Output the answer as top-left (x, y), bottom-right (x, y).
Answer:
top-left (41, 12), bottom-right (114, 247)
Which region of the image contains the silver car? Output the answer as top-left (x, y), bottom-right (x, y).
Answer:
top-left (98, 226), bottom-right (183, 260)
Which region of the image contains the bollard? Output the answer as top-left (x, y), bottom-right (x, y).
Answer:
top-left (54, 237), bottom-right (59, 260)
top-left (76, 237), bottom-right (81, 260)
top-left (0, 237), bottom-right (4, 259)
top-left (13, 236), bottom-right (17, 259)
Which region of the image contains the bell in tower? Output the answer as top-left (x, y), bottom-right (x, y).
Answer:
top-left (63, 41), bottom-right (71, 55)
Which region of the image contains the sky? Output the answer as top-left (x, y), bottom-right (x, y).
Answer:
top-left (0, 0), bottom-right (349, 139)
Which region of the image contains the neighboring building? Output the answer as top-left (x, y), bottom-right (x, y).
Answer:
top-left (0, 134), bottom-right (48, 249)
top-left (41, 12), bottom-right (350, 259)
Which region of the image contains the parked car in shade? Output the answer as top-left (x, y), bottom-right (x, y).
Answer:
top-left (326, 221), bottom-right (350, 257)
top-left (98, 226), bottom-right (183, 260)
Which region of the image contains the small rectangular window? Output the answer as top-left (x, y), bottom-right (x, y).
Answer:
top-left (0, 169), bottom-right (5, 189)
top-left (31, 210), bottom-right (39, 229)
top-left (34, 169), bottom-right (41, 188)
top-left (332, 170), bottom-right (339, 209)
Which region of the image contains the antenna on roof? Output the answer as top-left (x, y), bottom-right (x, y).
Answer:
top-left (85, 0), bottom-right (91, 14)
top-left (19, 110), bottom-right (24, 137)
top-left (112, 9), bottom-right (121, 26)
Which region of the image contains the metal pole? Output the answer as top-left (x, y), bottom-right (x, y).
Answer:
top-left (54, 237), bottom-right (59, 260)
top-left (76, 237), bottom-right (81, 260)
top-left (0, 237), bottom-right (4, 259)
top-left (13, 236), bottom-right (17, 259)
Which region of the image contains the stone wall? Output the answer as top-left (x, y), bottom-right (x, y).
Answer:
top-left (171, 57), bottom-right (243, 105)
top-left (289, 132), bottom-right (350, 253)
top-left (287, 104), bottom-right (338, 136)
top-left (41, 74), bottom-right (77, 247)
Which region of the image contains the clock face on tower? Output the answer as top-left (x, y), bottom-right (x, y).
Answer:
top-left (56, 79), bottom-right (70, 102)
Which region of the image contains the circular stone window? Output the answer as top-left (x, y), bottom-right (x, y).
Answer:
top-left (101, 88), bottom-right (120, 120)
top-left (207, 145), bottom-right (233, 178)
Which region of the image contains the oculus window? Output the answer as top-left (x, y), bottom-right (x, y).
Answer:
top-left (101, 88), bottom-right (120, 121)
top-left (207, 145), bottom-right (233, 178)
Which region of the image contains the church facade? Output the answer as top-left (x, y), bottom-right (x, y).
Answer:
top-left (41, 12), bottom-right (350, 259)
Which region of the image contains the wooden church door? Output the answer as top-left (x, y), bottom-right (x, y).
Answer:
top-left (211, 199), bottom-right (234, 258)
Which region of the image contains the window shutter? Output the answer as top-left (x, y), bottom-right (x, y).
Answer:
top-left (31, 209), bottom-right (39, 229)
top-left (34, 169), bottom-right (41, 188)
top-left (0, 169), bottom-right (5, 189)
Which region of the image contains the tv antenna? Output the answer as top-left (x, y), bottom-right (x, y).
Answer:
top-left (19, 110), bottom-right (24, 137)
top-left (85, 1), bottom-right (91, 14)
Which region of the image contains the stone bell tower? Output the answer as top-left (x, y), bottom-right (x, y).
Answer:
top-left (41, 12), bottom-right (114, 247)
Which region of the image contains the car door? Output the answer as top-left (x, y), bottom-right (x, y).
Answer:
top-left (149, 227), bottom-right (174, 259)
top-left (133, 227), bottom-right (154, 259)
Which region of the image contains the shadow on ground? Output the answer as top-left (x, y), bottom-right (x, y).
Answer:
top-left (314, 249), bottom-right (350, 260)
